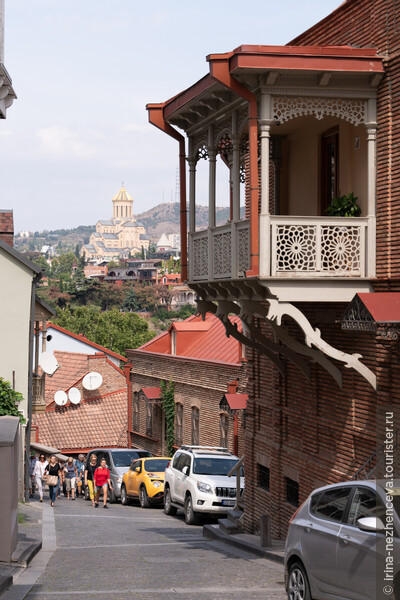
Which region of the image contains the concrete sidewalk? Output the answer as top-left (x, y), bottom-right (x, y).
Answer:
top-left (0, 503), bottom-right (42, 596)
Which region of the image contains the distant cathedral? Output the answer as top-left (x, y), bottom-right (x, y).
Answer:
top-left (82, 185), bottom-right (150, 261)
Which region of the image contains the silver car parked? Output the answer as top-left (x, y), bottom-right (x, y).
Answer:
top-left (284, 480), bottom-right (400, 600)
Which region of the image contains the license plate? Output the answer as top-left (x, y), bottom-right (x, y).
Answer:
top-left (222, 500), bottom-right (235, 506)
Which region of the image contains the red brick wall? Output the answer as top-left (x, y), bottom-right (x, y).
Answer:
top-left (0, 210), bottom-right (14, 247)
top-left (244, 302), bottom-right (399, 539)
top-left (127, 350), bottom-right (247, 457)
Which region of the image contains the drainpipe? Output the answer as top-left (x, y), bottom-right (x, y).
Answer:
top-left (124, 363), bottom-right (133, 448)
top-left (146, 103), bottom-right (188, 282)
top-left (207, 54), bottom-right (259, 277)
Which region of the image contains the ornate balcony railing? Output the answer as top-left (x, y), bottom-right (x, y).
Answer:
top-left (270, 216), bottom-right (368, 277)
top-left (189, 216), bottom-right (368, 282)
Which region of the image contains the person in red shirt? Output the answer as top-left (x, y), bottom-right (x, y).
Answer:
top-left (93, 458), bottom-right (113, 509)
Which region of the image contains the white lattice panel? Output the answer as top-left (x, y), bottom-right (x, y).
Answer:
top-left (273, 96), bottom-right (366, 126)
top-left (192, 235), bottom-right (209, 279)
top-left (321, 226), bottom-right (361, 274)
top-left (275, 225), bottom-right (317, 271)
top-left (237, 225), bottom-right (250, 273)
top-left (213, 231), bottom-right (232, 278)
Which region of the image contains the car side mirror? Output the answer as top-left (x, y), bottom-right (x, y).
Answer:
top-left (135, 467), bottom-right (140, 473)
top-left (356, 516), bottom-right (385, 532)
top-left (182, 466), bottom-right (189, 476)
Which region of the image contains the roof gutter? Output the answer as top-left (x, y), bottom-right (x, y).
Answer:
top-left (146, 103), bottom-right (188, 281)
top-left (207, 53), bottom-right (259, 276)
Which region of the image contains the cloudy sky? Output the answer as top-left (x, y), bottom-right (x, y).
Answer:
top-left (1, 0), bottom-right (341, 232)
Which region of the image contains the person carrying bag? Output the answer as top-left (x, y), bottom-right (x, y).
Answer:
top-left (44, 455), bottom-right (62, 507)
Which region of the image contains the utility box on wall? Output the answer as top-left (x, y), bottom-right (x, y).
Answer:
top-left (0, 416), bottom-right (19, 562)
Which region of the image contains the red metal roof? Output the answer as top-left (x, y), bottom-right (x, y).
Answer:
top-left (142, 387), bottom-right (161, 400)
top-left (137, 313), bottom-right (242, 365)
top-left (224, 394), bottom-right (248, 410)
top-left (357, 293), bottom-right (400, 323)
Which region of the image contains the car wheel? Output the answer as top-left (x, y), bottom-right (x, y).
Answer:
top-left (164, 487), bottom-right (177, 516)
top-left (184, 494), bottom-right (200, 525)
top-left (120, 485), bottom-right (129, 506)
top-left (139, 485), bottom-right (150, 508)
top-left (287, 561), bottom-right (311, 600)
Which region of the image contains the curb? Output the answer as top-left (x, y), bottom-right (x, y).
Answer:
top-left (203, 524), bottom-right (285, 564)
top-left (11, 541), bottom-right (42, 569)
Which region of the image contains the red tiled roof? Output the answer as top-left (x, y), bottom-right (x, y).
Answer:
top-left (138, 313), bottom-right (242, 365)
top-left (33, 390), bottom-right (128, 452)
top-left (47, 323), bottom-right (127, 362)
top-left (142, 387), bottom-right (161, 400)
top-left (45, 351), bottom-right (90, 405)
top-left (224, 394), bottom-right (248, 410)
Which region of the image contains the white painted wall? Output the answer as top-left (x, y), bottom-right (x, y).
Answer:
top-left (0, 247), bottom-right (34, 421)
top-left (36, 328), bottom-right (121, 367)
top-left (0, 0), bottom-right (4, 64)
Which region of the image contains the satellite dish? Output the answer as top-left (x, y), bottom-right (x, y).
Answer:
top-left (54, 390), bottom-right (68, 406)
top-left (82, 372), bottom-right (103, 391)
top-left (39, 352), bottom-right (59, 376)
top-left (68, 387), bottom-right (81, 405)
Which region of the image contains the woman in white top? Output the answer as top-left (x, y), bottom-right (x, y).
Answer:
top-left (33, 453), bottom-right (48, 502)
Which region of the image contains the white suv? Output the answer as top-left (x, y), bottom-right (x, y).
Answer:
top-left (163, 446), bottom-right (244, 525)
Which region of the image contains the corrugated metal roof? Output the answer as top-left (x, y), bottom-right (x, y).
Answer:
top-left (142, 387), bottom-right (161, 399)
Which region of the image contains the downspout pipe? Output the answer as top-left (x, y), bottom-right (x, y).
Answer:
top-left (207, 54), bottom-right (259, 277)
top-left (124, 363), bottom-right (133, 448)
top-left (146, 103), bottom-right (188, 282)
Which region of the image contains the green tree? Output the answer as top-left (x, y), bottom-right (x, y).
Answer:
top-left (141, 246), bottom-right (145, 259)
top-left (123, 287), bottom-right (140, 312)
top-left (0, 378), bottom-right (25, 423)
top-left (51, 252), bottom-right (75, 278)
top-left (55, 306), bottom-right (154, 356)
top-left (33, 255), bottom-right (51, 276)
top-left (75, 243), bottom-right (80, 258)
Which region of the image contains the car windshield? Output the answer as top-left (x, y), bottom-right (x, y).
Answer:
top-left (144, 459), bottom-right (169, 473)
top-left (112, 450), bottom-right (151, 467)
top-left (193, 457), bottom-right (242, 476)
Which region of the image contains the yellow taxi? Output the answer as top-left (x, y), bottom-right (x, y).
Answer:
top-left (120, 456), bottom-right (171, 508)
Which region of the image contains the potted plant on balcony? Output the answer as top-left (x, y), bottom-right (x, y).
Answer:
top-left (326, 192), bottom-right (361, 217)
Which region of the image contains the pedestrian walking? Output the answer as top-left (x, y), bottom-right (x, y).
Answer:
top-left (64, 457), bottom-right (78, 500)
top-left (94, 457), bottom-right (113, 509)
top-left (84, 454), bottom-right (98, 507)
top-left (75, 454), bottom-right (86, 497)
top-left (44, 455), bottom-right (62, 507)
top-left (29, 452), bottom-right (37, 498)
top-left (33, 454), bottom-right (48, 502)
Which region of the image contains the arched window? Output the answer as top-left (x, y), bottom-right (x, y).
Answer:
top-left (146, 401), bottom-right (153, 437)
top-left (191, 406), bottom-right (199, 445)
top-left (133, 392), bottom-right (140, 431)
top-left (175, 403), bottom-right (183, 445)
top-left (220, 413), bottom-right (229, 449)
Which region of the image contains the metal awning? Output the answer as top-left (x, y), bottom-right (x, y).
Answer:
top-left (220, 393), bottom-right (248, 414)
top-left (341, 293), bottom-right (400, 331)
top-left (142, 387), bottom-right (162, 403)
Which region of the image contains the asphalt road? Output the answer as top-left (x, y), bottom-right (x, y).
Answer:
top-left (13, 495), bottom-right (287, 600)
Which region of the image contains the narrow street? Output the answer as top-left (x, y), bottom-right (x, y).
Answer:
top-left (8, 497), bottom-right (286, 600)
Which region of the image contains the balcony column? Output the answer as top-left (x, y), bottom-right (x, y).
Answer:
top-left (232, 111), bottom-right (240, 223)
top-left (188, 137), bottom-right (197, 281)
top-left (365, 98), bottom-right (377, 278)
top-left (208, 126), bottom-right (216, 280)
top-left (259, 90), bottom-right (274, 277)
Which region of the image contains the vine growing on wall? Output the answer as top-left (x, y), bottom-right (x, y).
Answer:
top-left (160, 380), bottom-right (175, 456)
top-left (0, 378), bottom-right (26, 424)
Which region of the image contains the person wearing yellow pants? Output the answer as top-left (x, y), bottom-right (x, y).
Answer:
top-left (84, 454), bottom-right (98, 507)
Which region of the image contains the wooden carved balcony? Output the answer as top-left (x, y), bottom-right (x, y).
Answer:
top-left (189, 216), bottom-right (369, 282)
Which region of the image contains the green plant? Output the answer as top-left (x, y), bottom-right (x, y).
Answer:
top-left (0, 378), bottom-right (25, 423)
top-left (326, 192), bottom-right (361, 217)
top-left (160, 380), bottom-right (175, 456)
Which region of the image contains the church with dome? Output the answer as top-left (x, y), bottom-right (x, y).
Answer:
top-left (82, 185), bottom-right (150, 261)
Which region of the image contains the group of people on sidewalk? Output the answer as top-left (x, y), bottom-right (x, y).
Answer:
top-left (29, 452), bottom-right (113, 508)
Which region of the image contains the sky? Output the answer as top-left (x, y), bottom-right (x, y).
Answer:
top-left (0, 0), bottom-right (342, 233)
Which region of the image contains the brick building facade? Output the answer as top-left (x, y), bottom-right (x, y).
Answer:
top-left (126, 314), bottom-right (247, 457)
